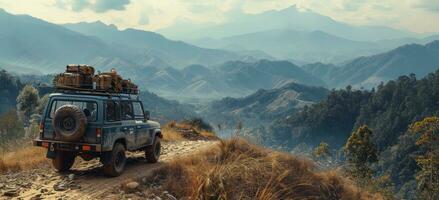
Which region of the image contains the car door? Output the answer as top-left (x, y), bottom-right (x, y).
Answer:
top-left (132, 101), bottom-right (150, 147)
top-left (120, 101), bottom-right (137, 149)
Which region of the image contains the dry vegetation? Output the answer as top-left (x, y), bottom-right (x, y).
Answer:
top-left (0, 140), bottom-right (47, 173)
top-left (162, 121), bottom-right (217, 142)
top-left (142, 138), bottom-right (381, 200)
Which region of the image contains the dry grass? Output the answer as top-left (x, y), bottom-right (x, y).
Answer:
top-left (147, 138), bottom-right (382, 200)
top-left (162, 121), bottom-right (217, 142)
top-left (0, 142), bottom-right (47, 173)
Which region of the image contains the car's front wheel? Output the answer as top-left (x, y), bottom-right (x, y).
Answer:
top-left (52, 151), bottom-right (75, 172)
top-left (103, 143), bottom-right (126, 177)
top-left (145, 136), bottom-right (161, 163)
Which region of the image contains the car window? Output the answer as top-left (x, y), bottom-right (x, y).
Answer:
top-left (132, 102), bottom-right (144, 119)
top-left (106, 101), bottom-right (120, 122)
top-left (49, 100), bottom-right (97, 122)
top-left (120, 101), bottom-right (134, 120)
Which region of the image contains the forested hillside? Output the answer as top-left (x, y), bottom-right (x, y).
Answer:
top-left (0, 70), bottom-right (23, 114)
top-left (202, 82), bottom-right (329, 127)
top-left (269, 70), bottom-right (439, 198)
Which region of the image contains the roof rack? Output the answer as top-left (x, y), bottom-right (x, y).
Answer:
top-left (54, 86), bottom-right (140, 100)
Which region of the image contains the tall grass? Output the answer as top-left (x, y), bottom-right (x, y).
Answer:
top-left (162, 121), bottom-right (217, 142)
top-left (149, 138), bottom-right (381, 200)
top-left (0, 139), bottom-right (47, 173)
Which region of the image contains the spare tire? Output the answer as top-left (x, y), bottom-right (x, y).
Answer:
top-left (53, 105), bottom-right (87, 142)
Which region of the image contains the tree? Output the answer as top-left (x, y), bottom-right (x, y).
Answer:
top-left (344, 125), bottom-right (378, 186)
top-left (313, 142), bottom-right (331, 159)
top-left (409, 117), bottom-right (439, 200)
top-left (16, 85), bottom-right (39, 126)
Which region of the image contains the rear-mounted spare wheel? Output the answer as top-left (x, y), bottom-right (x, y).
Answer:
top-left (53, 105), bottom-right (87, 142)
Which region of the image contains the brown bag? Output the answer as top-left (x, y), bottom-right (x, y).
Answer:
top-left (54, 73), bottom-right (82, 88)
top-left (122, 79), bottom-right (138, 94)
top-left (66, 65), bottom-right (95, 75)
top-left (94, 71), bottom-right (123, 92)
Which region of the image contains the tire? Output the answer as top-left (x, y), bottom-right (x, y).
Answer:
top-left (53, 105), bottom-right (87, 142)
top-left (145, 136), bottom-right (161, 163)
top-left (52, 151), bottom-right (75, 172)
top-left (103, 143), bottom-right (126, 177)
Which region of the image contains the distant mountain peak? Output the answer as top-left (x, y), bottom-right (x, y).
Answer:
top-left (426, 40), bottom-right (439, 49)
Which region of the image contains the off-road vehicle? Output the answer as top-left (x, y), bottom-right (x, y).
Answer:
top-left (33, 89), bottom-right (162, 177)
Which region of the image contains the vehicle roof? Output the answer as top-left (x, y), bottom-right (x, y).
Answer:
top-left (49, 92), bottom-right (140, 101)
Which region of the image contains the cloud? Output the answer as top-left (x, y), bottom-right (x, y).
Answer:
top-left (55, 0), bottom-right (131, 13)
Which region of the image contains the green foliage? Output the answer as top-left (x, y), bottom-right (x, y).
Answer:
top-left (313, 142), bottom-right (331, 159)
top-left (35, 94), bottom-right (49, 115)
top-left (269, 70), bottom-right (439, 197)
top-left (0, 69), bottom-right (23, 114)
top-left (368, 174), bottom-right (396, 200)
top-left (0, 109), bottom-right (24, 147)
top-left (16, 85), bottom-right (39, 123)
top-left (409, 117), bottom-right (439, 200)
top-left (344, 125), bottom-right (378, 186)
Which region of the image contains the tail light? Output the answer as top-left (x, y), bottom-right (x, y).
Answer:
top-left (96, 128), bottom-right (102, 138)
top-left (39, 122), bottom-right (44, 134)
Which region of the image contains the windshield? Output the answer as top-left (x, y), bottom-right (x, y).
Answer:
top-left (49, 99), bottom-right (98, 122)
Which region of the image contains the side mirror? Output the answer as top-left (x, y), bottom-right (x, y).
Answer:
top-left (144, 110), bottom-right (150, 121)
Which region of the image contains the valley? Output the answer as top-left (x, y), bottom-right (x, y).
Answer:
top-left (1, 3), bottom-right (439, 199)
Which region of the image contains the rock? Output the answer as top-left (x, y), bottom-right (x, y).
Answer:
top-left (40, 188), bottom-right (49, 193)
top-left (53, 183), bottom-right (68, 191)
top-left (125, 182), bottom-right (139, 190)
top-left (30, 193), bottom-right (42, 200)
top-left (163, 191), bottom-right (177, 200)
top-left (3, 189), bottom-right (19, 197)
top-left (69, 183), bottom-right (81, 190)
top-left (68, 174), bottom-right (75, 181)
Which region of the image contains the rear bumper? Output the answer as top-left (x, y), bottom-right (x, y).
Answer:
top-left (33, 139), bottom-right (102, 152)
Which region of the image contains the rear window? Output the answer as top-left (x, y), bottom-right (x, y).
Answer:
top-left (49, 100), bottom-right (98, 122)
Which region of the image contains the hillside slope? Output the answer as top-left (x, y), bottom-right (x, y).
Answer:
top-left (0, 138), bottom-right (379, 199)
top-left (202, 82), bottom-right (329, 126)
top-left (63, 21), bottom-right (241, 69)
top-left (303, 40), bottom-right (439, 88)
top-left (138, 60), bottom-right (325, 101)
top-left (269, 69), bottom-right (439, 198)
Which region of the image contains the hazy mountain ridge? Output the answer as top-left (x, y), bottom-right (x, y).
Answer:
top-left (159, 5), bottom-right (417, 42)
top-left (136, 60), bottom-right (325, 101)
top-left (302, 40), bottom-right (439, 88)
top-left (63, 21), bottom-right (243, 68)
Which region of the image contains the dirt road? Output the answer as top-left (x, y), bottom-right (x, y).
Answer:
top-left (0, 140), bottom-right (216, 200)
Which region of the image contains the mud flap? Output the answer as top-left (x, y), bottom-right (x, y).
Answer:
top-left (46, 144), bottom-right (57, 159)
top-left (100, 151), bottom-right (112, 165)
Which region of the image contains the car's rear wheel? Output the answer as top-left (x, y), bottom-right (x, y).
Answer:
top-left (145, 136), bottom-right (161, 163)
top-left (103, 143), bottom-right (126, 177)
top-left (52, 151), bottom-right (75, 172)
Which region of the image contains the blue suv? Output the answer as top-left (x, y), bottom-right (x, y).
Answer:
top-left (34, 90), bottom-right (162, 177)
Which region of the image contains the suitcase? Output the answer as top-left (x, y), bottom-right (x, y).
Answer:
top-left (66, 65), bottom-right (95, 75)
top-left (122, 79), bottom-right (138, 94)
top-left (94, 72), bottom-right (123, 92)
top-left (54, 73), bottom-right (82, 88)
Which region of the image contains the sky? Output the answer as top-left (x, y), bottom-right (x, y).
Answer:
top-left (0, 0), bottom-right (439, 33)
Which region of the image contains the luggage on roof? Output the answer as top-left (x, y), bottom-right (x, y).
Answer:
top-left (54, 65), bottom-right (139, 94)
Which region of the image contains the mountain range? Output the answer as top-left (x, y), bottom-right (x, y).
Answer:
top-left (0, 9), bottom-right (248, 75)
top-left (133, 60), bottom-right (325, 101)
top-left (201, 82), bottom-right (329, 127)
top-left (161, 6), bottom-right (439, 64)
top-left (303, 40), bottom-right (439, 88)
top-left (159, 5), bottom-right (418, 42)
